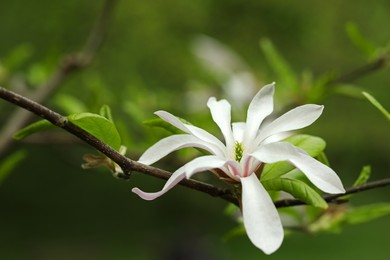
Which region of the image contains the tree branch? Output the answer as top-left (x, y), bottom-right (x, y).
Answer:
top-left (329, 53), bottom-right (390, 85)
top-left (274, 178), bottom-right (390, 208)
top-left (1, 86), bottom-right (389, 209)
top-left (0, 86), bottom-right (239, 206)
top-left (0, 0), bottom-right (117, 158)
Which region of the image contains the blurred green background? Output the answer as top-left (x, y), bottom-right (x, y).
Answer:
top-left (0, 0), bottom-right (389, 259)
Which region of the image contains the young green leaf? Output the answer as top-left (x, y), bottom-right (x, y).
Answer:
top-left (353, 165), bottom-right (371, 187)
top-left (13, 119), bottom-right (55, 140)
top-left (362, 91), bottom-right (390, 122)
top-left (310, 203), bottom-right (390, 233)
top-left (331, 84), bottom-right (365, 99)
top-left (262, 178), bottom-right (328, 209)
top-left (260, 38), bottom-right (298, 91)
top-left (262, 135), bottom-right (326, 180)
top-left (143, 117), bottom-right (192, 135)
top-left (223, 225), bottom-right (246, 242)
top-left (284, 134), bottom-right (326, 157)
top-left (53, 94), bottom-right (87, 114)
top-left (345, 22), bottom-right (377, 59)
top-left (0, 150), bottom-right (27, 184)
top-left (68, 113), bottom-right (121, 150)
top-left (99, 105), bottom-right (113, 122)
top-left (261, 161), bottom-right (295, 181)
top-left (316, 152), bottom-right (330, 166)
top-left (344, 203), bottom-right (390, 224)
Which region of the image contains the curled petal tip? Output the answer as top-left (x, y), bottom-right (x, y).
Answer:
top-left (131, 188), bottom-right (154, 200)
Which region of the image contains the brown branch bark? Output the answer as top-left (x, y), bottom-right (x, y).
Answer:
top-left (0, 0), bottom-right (117, 158)
top-left (329, 53), bottom-right (390, 85)
top-left (0, 86), bottom-right (239, 206)
top-left (275, 178), bottom-right (390, 208)
top-left (1, 86), bottom-right (389, 208)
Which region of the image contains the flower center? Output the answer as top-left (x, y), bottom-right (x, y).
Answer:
top-left (234, 141), bottom-right (244, 162)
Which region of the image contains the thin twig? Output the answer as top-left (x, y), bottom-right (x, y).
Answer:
top-left (0, 0), bottom-right (117, 158)
top-left (0, 87), bottom-right (239, 206)
top-left (329, 53), bottom-right (390, 85)
top-left (1, 87), bottom-right (389, 208)
top-left (274, 178), bottom-right (390, 208)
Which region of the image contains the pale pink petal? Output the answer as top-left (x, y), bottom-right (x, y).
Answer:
top-left (185, 155), bottom-right (227, 178)
top-left (243, 83), bottom-right (275, 148)
top-left (240, 154), bottom-right (262, 177)
top-left (252, 142), bottom-right (345, 194)
top-left (132, 166), bottom-right (186, 200)
top-left (241, 174), bottom-right (284, 255)
top-left (225, 160), bottom-right (243, 180)
top-left (255, 104), bottom-right (323, 144)
top-left (207, 97), bottom-right (234, 149)
top-left (138, 134), bottom-right (223, 165)
top-left (155, 110), bottom-right (225, 150)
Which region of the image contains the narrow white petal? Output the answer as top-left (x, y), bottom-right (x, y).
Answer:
top-left (241, 174), bottom-right (284, 255)
top-left (155, 110), bottom-right (226, 151)
top-left (185, 155), bottom-right (227, 178)
top-left (185, 124), bottom-right (226, 151)
top-left (256, 104), bottom-right (323, 144)
top-left (252, 142), bottom-right (345, 194)
top-left (207, 97), bottom-right (234, 149)
top-left (132, 166), bottom-right (186, 200)
top-left (138, 134), bottom-right (224, 165)
top-left (155, 110), bottom-right (190, 133)
top-left (243, 83), bottom-right (275, 148)
top-left (232, 122), bottom-right (246, 143)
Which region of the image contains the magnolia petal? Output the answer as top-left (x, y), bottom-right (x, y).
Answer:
top-left (256, 104), bottom-right (323, 144)
top-left (243, 83), bottom-right (275, 148)
top-left (241, 174), bottom-right (284, 255)
top-left (155, 110), bottom-right (225, 151)
top-left (232, 122), bottom-right (246, 143)
top-left (185, 155), bottom-right (227, 178)
top-left (132, 166), bottom-right (186, 200)
top-left (252, 142), bottom-right (345, 194)
top-left (241, 154), bottom-right (262, 177)
top-left (138, 134), bottom-right (223, 165)
top-left (225, 159), bottom-right (242, 180)
top-left (207, 97), bottom-right (234, 149)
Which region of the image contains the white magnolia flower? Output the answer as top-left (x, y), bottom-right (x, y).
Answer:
top-left (132, 83), bottom-right (345, 254)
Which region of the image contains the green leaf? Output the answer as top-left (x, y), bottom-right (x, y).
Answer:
top-left (99, 105), bottom-right (113, 122)
top-left (316, 152), bottom-right (330, 166)
top-left (260, 38), bottom-right (298, 91)
top-left (2, 44), bottom-right (34, 71)
top-left (223, 225), bottom-right (246, 242)
top-left (143, 117), bottom-right (192, 135)
top-left (344, 203), bottom-right (390, 224)
top-left (284, 134), bottom-right (326, 156)
top-left (0, 150), bottom-right (27, 184)
top-left (262, 178), bottom-right (328, 209)
top-left (353, 165), bottom-right (371, 187)
top-left (68, 113), bottom-right (121, 150)
top-left (345, 22), bottom-right (377, 59)
top-left (13, 120), bottom-right (55, 140)
top-left (362, 91), bottom-right (390, 122)
top-left (310, 203), bottom-right (390, 233)
top-left (331, 84), bottom-right (365, 99)
top-left (262, 135), bottom-right (326, 180)
top-left (53, 94), bottom-right (87, 114)
top-left (27, 63), bottom-right (49, 86)
top-left (261, 161), bottom-right (295, 181)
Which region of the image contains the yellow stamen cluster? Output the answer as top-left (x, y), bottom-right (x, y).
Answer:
top-left (234, 141), bottom-right (244, 162)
